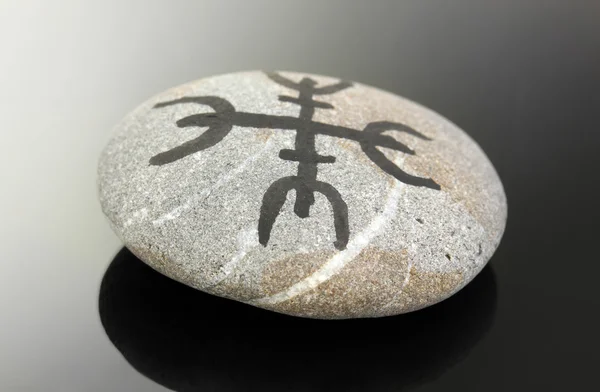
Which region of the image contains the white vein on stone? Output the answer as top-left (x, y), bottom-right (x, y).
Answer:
top-left (206, 226), bottom-right (259, 288)
top-left (152, 137), bottom-right (273, 226)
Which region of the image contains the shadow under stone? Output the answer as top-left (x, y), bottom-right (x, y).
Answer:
top-left (99, 247), bottom-right (497, 392)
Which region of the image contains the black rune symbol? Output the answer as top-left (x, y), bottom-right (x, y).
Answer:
top-left (150, 72), bottom-right (440, 250)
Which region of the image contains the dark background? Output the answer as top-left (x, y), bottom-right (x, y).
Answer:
top-left (1, 1), bottom-right (598, 391)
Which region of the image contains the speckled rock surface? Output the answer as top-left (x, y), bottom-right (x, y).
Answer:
top-left (98, 71), bottom-right (507, 319)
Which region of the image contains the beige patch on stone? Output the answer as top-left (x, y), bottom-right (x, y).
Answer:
top-left (254, 128), bottom-right (274, 143)
top-left (206, 251), bottom-right (336, 302)
top-left (261, 248), bottom-right (412, 319)
top-left (259, 250), bottom-right (336, 296)
top-left (404, 144), bottom-right (500, 236)
top-left (379, 265), bottom-right (465, 316)
top-left (205, 271), bottom-right (264, 302)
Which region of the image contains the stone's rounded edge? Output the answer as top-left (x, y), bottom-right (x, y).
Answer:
top-left (406, 95), bottom-right (508, 273)
top-left (121, 236), bottom-right (245, 307)
top-left (244, 269), bottom-right (468, 320)
top-left (124, 240), bottom-right (198, 290)
top-left (245, 254), bottom-right (483, 320)
top-left (410, 95), bottom-right (508, 241)
top-left (241, 264), bottom-right (468, 320)
top-left (120, 241), bottom-right (273, 322)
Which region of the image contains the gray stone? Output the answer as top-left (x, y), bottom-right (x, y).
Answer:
top-left (98, 71), bottom-right (507, 319)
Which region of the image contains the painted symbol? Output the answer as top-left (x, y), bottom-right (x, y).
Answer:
top-left (151, 72), bottom-right (440, 250)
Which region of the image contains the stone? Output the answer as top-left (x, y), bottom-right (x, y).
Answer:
top-left (98, 71), bottom-right (507, 319)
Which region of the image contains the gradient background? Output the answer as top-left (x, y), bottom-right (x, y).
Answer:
top-left (1, 1), bottom-right (599, 391)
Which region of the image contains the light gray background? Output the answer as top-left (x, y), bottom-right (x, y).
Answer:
top-left (1, 1), bottom-right (598, 391)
